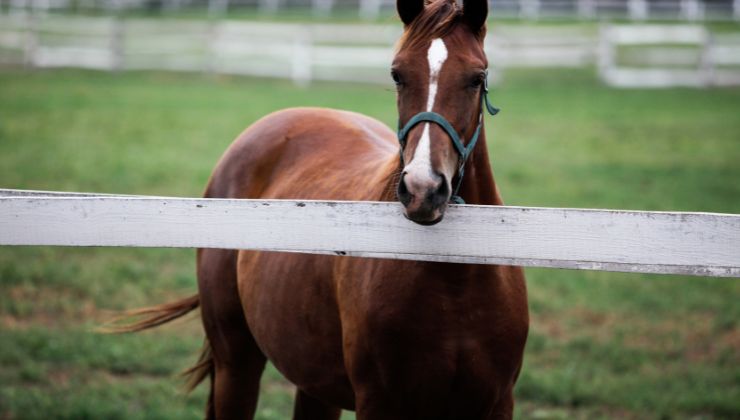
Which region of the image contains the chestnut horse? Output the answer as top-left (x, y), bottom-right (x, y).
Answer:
top-left (120, 0), bottom-right (528, 418)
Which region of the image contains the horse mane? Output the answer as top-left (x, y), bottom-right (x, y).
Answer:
top-left (397, 0), bottom-right (467, 51)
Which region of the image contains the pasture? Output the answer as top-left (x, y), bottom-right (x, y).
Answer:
top-left (0, 67), bottom-right (738, 419)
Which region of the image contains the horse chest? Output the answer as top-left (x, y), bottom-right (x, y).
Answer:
top-left (336, 260), bottom-right (521, 414)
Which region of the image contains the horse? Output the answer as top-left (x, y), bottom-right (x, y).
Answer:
top-left (116, 0), bottom-right (529, 418)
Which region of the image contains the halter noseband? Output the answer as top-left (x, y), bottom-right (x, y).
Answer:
top-left (397, 71), bottom-right (500, 204)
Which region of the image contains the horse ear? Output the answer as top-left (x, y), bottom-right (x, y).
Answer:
top-left (397, 0), bottom-right (425, 25)
top-left (462, 0), bottom-right (488, 32)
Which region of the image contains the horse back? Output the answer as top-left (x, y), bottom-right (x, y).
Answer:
top-left (204, 107), bottom-right (398, 201)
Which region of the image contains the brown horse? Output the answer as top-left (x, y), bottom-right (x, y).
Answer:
top-left (119, 0), bottom-right (528, 418)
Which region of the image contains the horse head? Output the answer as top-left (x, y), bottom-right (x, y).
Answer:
top-left (393, 0), bottom-right (492, 225)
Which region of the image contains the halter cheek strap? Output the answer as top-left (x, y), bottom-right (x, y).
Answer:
top-left (397, 72), bottom-right (500, 204)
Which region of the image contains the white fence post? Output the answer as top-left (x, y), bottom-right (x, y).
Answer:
top-left (10, 0), bottom-right (28, 18)
top-left (110, 16), bottom-right (124, 71)
top-left (208, 0), bottom-right (229, 17)
top-left (597, 24), bottom-right (615, 84)
top-left (22, 9), bottom-right (37, 68)
top-left (681, 0), bottom-right (704, 21)
top-left (164, 0), bottom-right (183, 13)
top-left (106, 0), bottom-right (120, 15)
top-left (577, 0), bottom-right (596, 20)
top-left (359, 0), bottom-right (381, 20)
top-left (628, 0), bottom-right (649, 21)
top-left (259, 0), bottom-right (279, 14)
top-left (312, 0), bottom-right (334, 17)
top-left (292, 27), bottom-right (312, 86)
top-left (31, 0), bottom-right (49, 17)
top-left (520, 0), bottom-right (540, 20)
top-left (699, 31), bottom-right (715, 86)
top-left (205, 21), bottom-right (219, 75)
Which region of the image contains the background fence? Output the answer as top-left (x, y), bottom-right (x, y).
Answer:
top-left (1, 14), bottom-right (739, 87)
top-left (2, 0), bottom-right (740, 21)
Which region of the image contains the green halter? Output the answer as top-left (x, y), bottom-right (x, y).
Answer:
top-left (397, 72), bottom-right (500, 204)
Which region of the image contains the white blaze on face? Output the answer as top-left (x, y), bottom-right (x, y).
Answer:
top-left (404, 38), bottom-right (448, 184)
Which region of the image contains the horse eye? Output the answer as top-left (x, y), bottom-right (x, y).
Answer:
top-left (470, 74), bottom-right (485, 88)
top-left (391, 71), bottom-right (403, 87)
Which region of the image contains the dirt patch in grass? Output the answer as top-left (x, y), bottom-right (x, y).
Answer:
top-left (1, 282), bottom-right (204, 337)
top-left (684, 323), bottom-right (740, 364)
top-left (44, 368), bottom-right (74, 388)
top-left (1, 285), bottom-right (102, 329)
top-left (517, 401), bottom-right (643, 419)
top-left (532, 306), bottom-right (739, 364)
top-left (531, 306), bottom-right (621, 343)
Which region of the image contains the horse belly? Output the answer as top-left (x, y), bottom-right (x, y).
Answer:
top-left (237, 250), bottom-right (355, 409)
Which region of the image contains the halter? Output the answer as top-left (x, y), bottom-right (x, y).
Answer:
top-left (397, 71), bottom-right (500, 204)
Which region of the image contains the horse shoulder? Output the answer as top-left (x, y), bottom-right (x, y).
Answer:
top-left (242, 107), bottom-right (396, 153)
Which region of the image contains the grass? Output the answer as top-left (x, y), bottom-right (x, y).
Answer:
top-left (0, 67), bottom-right (738, 419)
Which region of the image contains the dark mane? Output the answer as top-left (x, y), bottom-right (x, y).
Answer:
top-left (397, 0), bottom-right (464, 51)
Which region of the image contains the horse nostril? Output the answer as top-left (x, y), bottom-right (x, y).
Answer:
top-left (397, 172), bottom-right (412, 206)
top-left (429, 174), bottom-right (449, 207)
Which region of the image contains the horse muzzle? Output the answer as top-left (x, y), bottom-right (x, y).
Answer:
top-left (397, 171), bottom-right (450, 225)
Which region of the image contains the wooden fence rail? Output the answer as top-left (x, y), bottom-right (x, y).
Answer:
top-left (1, 189), bottom-right (738, 278)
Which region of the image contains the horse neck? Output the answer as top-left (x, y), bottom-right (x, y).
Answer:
top-left (378, 157), bottom-right (405, 202)
top-left (457, 129), bottom-right (503, 206)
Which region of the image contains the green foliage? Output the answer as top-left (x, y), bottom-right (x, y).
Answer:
top-left (0, 68), bottom-right (738, 419)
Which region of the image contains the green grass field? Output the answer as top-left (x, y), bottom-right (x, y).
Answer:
top-left (0, 68), bottom-right (738, 419)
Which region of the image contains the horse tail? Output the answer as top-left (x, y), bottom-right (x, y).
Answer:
top-left (98, 294), bottom-right (200, 333)
top-left (98, 294), bottom-right (213, 392)
top-left (182, 339), bottom-right (213, 392)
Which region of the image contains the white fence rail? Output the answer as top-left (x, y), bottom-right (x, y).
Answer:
top-left (1, 15), bottom-right (739, 87)
top-left (1, 189), bottom-right (739, 278)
